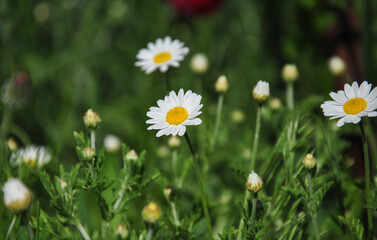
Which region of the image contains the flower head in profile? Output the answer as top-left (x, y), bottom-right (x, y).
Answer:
top-left (321, 81), bottom-right (377, 127)
top-left (135, 36), bottom-right (189, 74)
top-left (3, 178), bottom-right (32, 212)
top-left (246, 171), bottom-right (263, 192)
top-left (253, 80), bottom-right (270, 102)
top-left (146, 89), bottom-right (202, 137)
top-left (10, 145), bottom-right (51, 168)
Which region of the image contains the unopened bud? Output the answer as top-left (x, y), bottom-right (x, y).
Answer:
top-left (59, 179), bottom-right (67, 189)
top-left (231, 109), bottom-right (245, 123)
top-left (115, 224), bottom-right (129, 239)
top-left (125, 149), bottom-right (138, 161)
top-left (253, 80), bottom-right (270, 103)
top-left (168, 136), bottom-right (181, 148)
top-left (281, 64), bottom-right (299, 83)
top-left (142, 202), bottom-right (161, 223)
top-left (328, 56), bottom-right (346, 76)
top-left (215, 75), bottom-right (229, 93)
top-left (190, 53), bottom-right (209, 74)
top-left (83, 109), bottom-right (101, 129)
top-left (104, 134), bottom-right (121, 153)
top-left (246, 171), bottom-right (263, 192)
top-left (269, 97), bottom-right (282, 110)
top-left (83, 147), bottom-right (96, 160)
top-left (303, 154), bottom-right (316, 169)
top-left (3, 178), bottom-right (32, 212)
top-left (163, 186), bottom-right (176, 200)
top-left (7, 138), bottom-right (18, 152)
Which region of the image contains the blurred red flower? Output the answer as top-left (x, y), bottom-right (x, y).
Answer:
top-left (169, 0), bottom-right (223, 16)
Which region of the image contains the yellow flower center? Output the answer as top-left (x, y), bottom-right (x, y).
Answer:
top-left (166, 107), bottom-right (188, 125)
top-left (343, 97), bottom-right (367, 115)
top-left (153, 52), bottom-right (172, 64)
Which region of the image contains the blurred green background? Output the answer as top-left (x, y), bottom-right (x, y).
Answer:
top-left (1, 0), bottom-right (377, 238)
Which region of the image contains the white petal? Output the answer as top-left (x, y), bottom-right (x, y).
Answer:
top-left (366, 87), bottom-right (377, 102)
top-left (344, 83), bottom-right (355, 99)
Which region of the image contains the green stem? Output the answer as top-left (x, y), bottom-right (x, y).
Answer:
top-left (211, 94), bottom-right (224, 149)
top-left (146, 224), bottom-right (153, 240)
top-left (171, 202), bottom-right (180, 227)
top-left (90, 130), bottom-right (96, 149)
top-left (250, 104), bottom-right (262, 170)
top-left (359, 121), bottom-right (373, 238)
top-left (172, 150), bottom-right (178, 185)
top-left (165, 72), bottom-right (171, 91)
top-left (237, 104), bottom-right (263, 240)
top-left (286, 83), bottom-right (294, 111)
top-left (75, 220), bottom-right (91, 240)
top-left (251, 192), bottom-right (258, 225)
top-left (35, 201), bottom-right (40, 240)
top-left (0, 107), bottom-right (12, 155)
top-left (184, 132), bottom-right (213, 240)
top-left (308, 172), bottom-right (320, 240)
top-left (5, 215), bottom-right (17, 240)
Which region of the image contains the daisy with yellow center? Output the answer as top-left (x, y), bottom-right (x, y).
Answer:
top-left (10, 145), bottom-right (51, 168)
top-left (146, 89), bottom-right (202, 137)
top-left (135, 36), bottom-right (189, 74)
top-left (321, 81), bottom-right (377, 127)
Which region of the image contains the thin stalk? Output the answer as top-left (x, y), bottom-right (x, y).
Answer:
top-left (75, 220), bottom-right (91, 240)
top-left (184, 132), bottom-right (213, 240)
top-left (251, 192), bottom-right (258, 225)
top-left (286, 83), bottom-right (294, 111)
top-left (250, 104), bottom-right (262, 170)
top-left (237, 104), bottom-right (263, 240)
top-left (113, 176), bottom-right (129, 213)
top-left (211, 94), bottom-right (224, 149)
top-left (0, 107), bottom-right (12, 155)
top-left (90, 130), bottom-right (95, 149)
top-left (5, 215), bottom-right (17, 240)
top-left (308, 172), bottom-right (320, 240)
top-left (35, 201), bottom-right (40, 240)
top-left (146, 224), bottom-right (153, 240)
top-left (172, 150), bottom-right (178, 185)
top-left (171, 202), bottom-right (180, 227)
top-left (359, 122), bottom-right (373, 238)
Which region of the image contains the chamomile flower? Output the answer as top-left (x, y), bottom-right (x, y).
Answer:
top-left (321, 81), bottom-right (377, 127)
top-left (3, 178), bottom-right (32, 212)
top-left (146, 89), bottom-right (202, 137)
top-left (10, 145), bottom-right (51, 168)
top-left (135, 36), bottom-right (189, 74)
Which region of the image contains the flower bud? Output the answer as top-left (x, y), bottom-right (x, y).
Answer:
top-left (125, 149), bottom-right (138, 161)
top-left (33, 2), bottom-right (50, 22)
top-left (281, 64), bottom-right (299, 83)
top-left (83, 147), bottom-right (96, 160)
top-left (231, 109), bottom-right (245, 123)
top-left (215, 75), bottom-right (229, 93)
top-left (303, 153), bottom-right (316, 169)
top-left (1, 72), bottom-right (32, 109)
top-left (269, 97), bottom-right (282, 110)
top-left (59, 179), bottom-right (67, 189)
top-left (115, 224), bottom-right (129, 239)
top-left (253, 80), bottom-right (270, 103)
top-left (104, 134), bottom-right (121, 153)
top-left (83, 109), bottom-right (101, 129)
top-left (142, 202), bottom-right (161, 223)
top-left (3, 178), bottom-right (32, 212)
top-left (163, 186), bottom-right (176, 200)
top-left (7, 138), bottom-right (18, 152)
top-left (190, 53), bottom-right (209, 74)
top-left (246, 171), bottom-right (263, 192)
top-left (328, 56), bottom-right (346, 76)
top-left (168, 136), bottom-right (181, 148)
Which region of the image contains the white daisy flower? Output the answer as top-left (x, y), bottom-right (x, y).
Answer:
top-left (10, 145), bottom-right (52, 168)
top-left (253, 80), bottom-right (270, 102)
top-left (3, 178), bottom-right (32, 212)
top-left (146, 89), bottom-right (202, 137)
top-left (135, 36), bottom-right (189, 74)
top-left (321, 81), bottom-right (377, 127)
